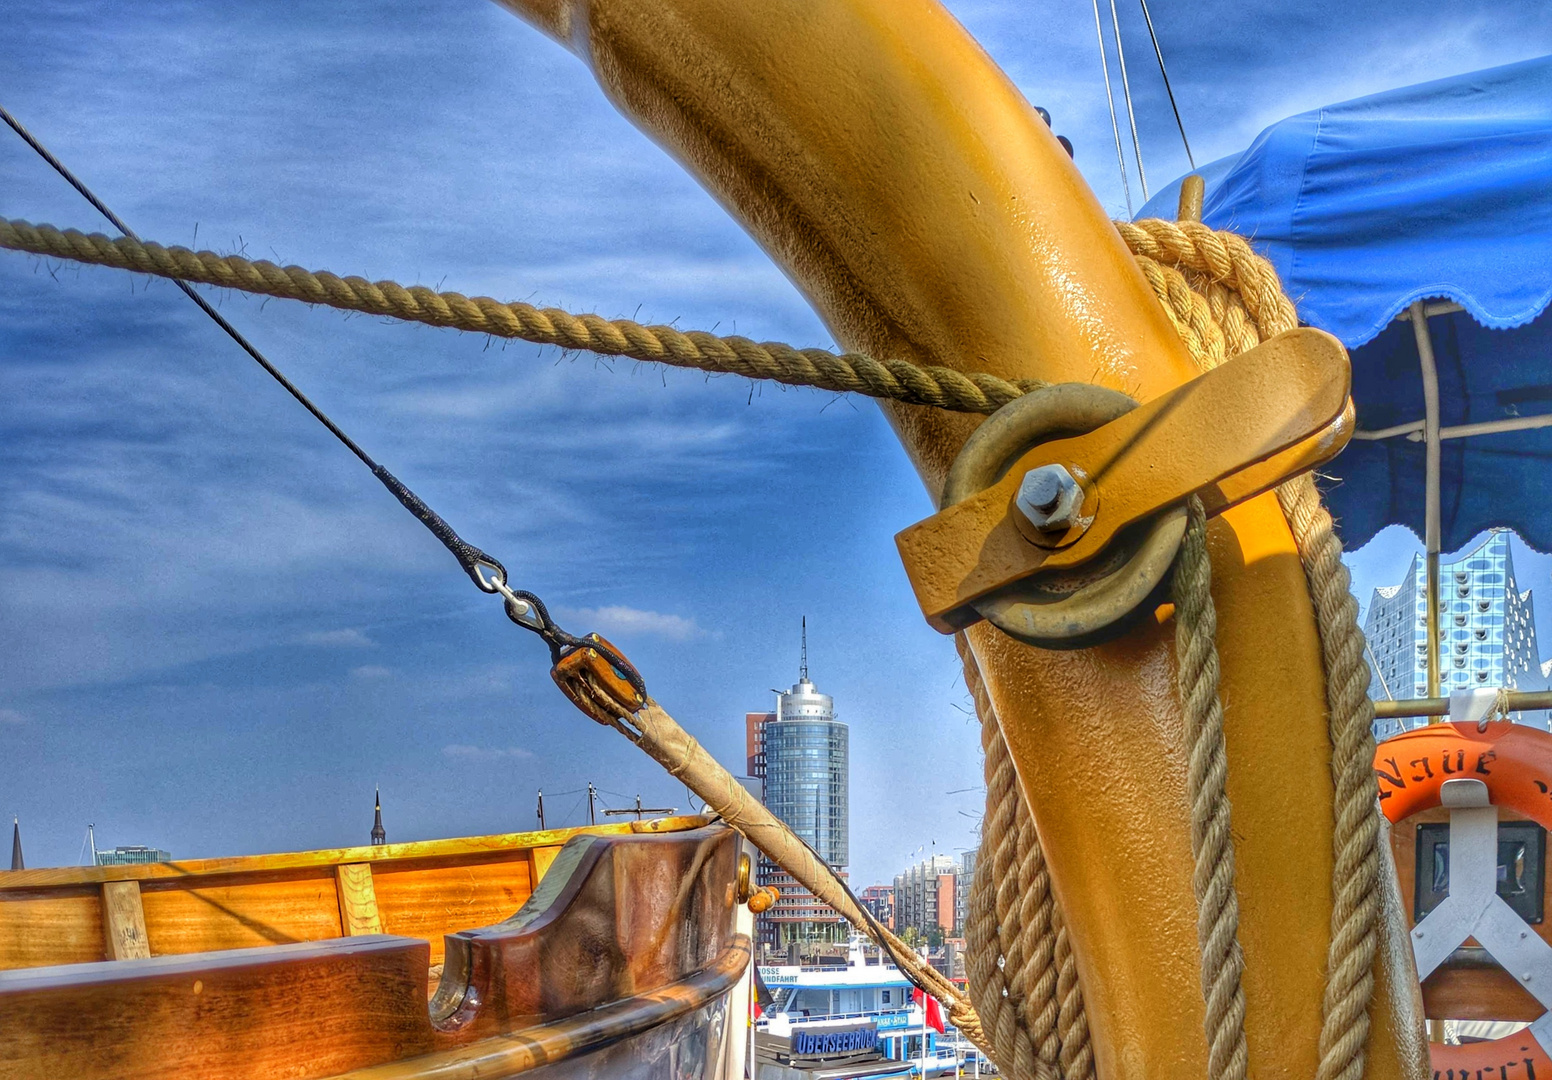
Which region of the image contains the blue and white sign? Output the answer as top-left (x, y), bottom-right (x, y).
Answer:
top-left (792, 1025), bottom-right (879, 1056)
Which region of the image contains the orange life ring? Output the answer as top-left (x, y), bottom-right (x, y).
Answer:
top-left (1375, 721), bottom-right (1552, 1078)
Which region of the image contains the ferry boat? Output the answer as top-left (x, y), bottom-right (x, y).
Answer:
top-left (757, 939), bottom-right (960, 1080)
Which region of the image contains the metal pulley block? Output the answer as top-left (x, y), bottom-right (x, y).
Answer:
top-left (895, 328), bottom-right (1356, 648)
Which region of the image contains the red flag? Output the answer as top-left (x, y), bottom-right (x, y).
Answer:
top-left (912, 987), bottom-right (946, 1034)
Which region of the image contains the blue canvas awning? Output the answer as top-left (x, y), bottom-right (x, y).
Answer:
top-left (1138, 56), bottom-right (1552, 553)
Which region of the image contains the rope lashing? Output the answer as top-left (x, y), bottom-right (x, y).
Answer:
top-left (0, 217), bottom-right (1047, 416)
top-left (1122, 216), bottom-right (1383, 1080)
top-left (959, 633), bottom-right (1092, 1080)
top-left (957, 217), bottom-right (1382, 1080)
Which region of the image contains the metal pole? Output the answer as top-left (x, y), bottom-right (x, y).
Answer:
top-left (912, 993), bottom-right (924, 1080)
top-left (1411, 300), bottom-right (1444, 706)
top-left (1374, 689), bottom-right (1552, 720)
top-left (588, 782), bottom-right (597, 825)
top-left (537, 789), bottom-right (545, 830)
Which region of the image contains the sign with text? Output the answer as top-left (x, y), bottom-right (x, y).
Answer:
top-left (791, 1024), bottom-right (879, 1057)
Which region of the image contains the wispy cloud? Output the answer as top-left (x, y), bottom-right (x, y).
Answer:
top-left (562, 605), bottom-right (703, 641)
top-left (349, 665), bottom-right (394, 680)
top-left (0, 709), bottom-right (26, 725)
top-left (299, 628), bottom-right (374, 648)
top-left (442, 743), bottom-right (535, 762)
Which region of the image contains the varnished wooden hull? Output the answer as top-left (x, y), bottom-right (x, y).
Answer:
top-left (0, 818), bottom-right (750, 1080)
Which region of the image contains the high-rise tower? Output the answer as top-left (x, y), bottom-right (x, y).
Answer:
top-left (755, 619), bottom-right (850, 953)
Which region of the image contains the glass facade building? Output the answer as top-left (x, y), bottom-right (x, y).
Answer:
top-left (757, 671), bottom-right (850, 951)
top-left (1366, 531), bottom-right (1547, 741)
top-left (95, 845), bottom-right (171, 866)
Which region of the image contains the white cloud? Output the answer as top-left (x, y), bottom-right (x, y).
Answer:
top-left (442, 743), bottom-right (535, 762)
top-left (299, 628), bottom-right (374, 648)
top-left (562, 605), bottom-right (703, 641)
top-left (349, 665), bottom-right (394, 680)
top-left (0, 709), bottom-right (26, 725)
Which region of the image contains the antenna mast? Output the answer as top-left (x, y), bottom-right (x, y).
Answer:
top-left (801, 616), bottom-right (808, 680)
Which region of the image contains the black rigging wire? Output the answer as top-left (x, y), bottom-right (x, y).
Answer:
top-left (1136, 0), bottom-right (1195, 170)
top-left (0, 103), bottom-right (646, 696)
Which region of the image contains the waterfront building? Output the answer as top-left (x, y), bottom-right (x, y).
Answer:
top-left (747, 710), bottom-right (773, 780)
top-left (953, 849), bottom-right (976, 934)
top-left (892, 854), bottom-right (957, 938)
top-left (95, 845), bottom-right (171, 866)
top-left (859, 884), bottom-right (895, 930)
top-left (754, 622), bottom-right (851, 954)
top-left (1365, 531), bottom-right (1548, 741)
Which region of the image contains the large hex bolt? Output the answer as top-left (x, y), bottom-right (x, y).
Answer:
top-left (1015, 464), bottom-right (1082, 533)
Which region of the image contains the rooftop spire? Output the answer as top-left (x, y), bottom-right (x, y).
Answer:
top-left (371, 788), bottom-right (386, 846)
top-left (800, 616), bottom-right (808, 681)
top-left (10, 817), bottom-right (22, 872)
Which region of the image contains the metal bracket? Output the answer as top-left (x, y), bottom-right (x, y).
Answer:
top-left (1410, 795), bottom-right (1552, 1047)
top-left (895, 328), bottom-right (1354, 638)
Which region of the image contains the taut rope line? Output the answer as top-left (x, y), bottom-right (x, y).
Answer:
top-left (0, 218), bottom-right (1046, 416)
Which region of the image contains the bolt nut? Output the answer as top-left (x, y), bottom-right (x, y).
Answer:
top-left (1015, 464), bottom-right (1083, 533)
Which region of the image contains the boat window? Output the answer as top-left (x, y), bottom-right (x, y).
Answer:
top-left (791, 990), bottom-right (832, 1015)
top-left (881, 989), bottom-right (891, 1005)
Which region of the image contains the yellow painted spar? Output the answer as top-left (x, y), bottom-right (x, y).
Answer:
top-left (490, 1), bottom-right (1425, 1077)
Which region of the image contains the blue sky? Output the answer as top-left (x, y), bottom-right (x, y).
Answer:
top-left (2, 1), bottom-right (1551, 889)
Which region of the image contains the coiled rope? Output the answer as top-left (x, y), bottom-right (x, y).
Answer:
top-left (0, 209), bottom-right (1383, 1080)
top-left (957, 218), bottom-right (1382, 1080)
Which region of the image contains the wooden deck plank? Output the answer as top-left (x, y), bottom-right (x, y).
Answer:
top-left (0, 936), bottom-right (434, 1080)
top-left (0, 888), bottom-right (105, 970)
top-left (373, 857), bottom-right (532, 967)
top-left (139, 870), bottom-right (342, 955)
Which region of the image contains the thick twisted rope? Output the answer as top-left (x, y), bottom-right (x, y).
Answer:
top-left (958, 633), bottom-right (1067, 1080)
top-left (0, 218), bottom-right (1045, 415)
top-left (1126, 218), bottom-right (1383, 1080)
top-left (1172, 496), bottom-right (1250, 1080)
